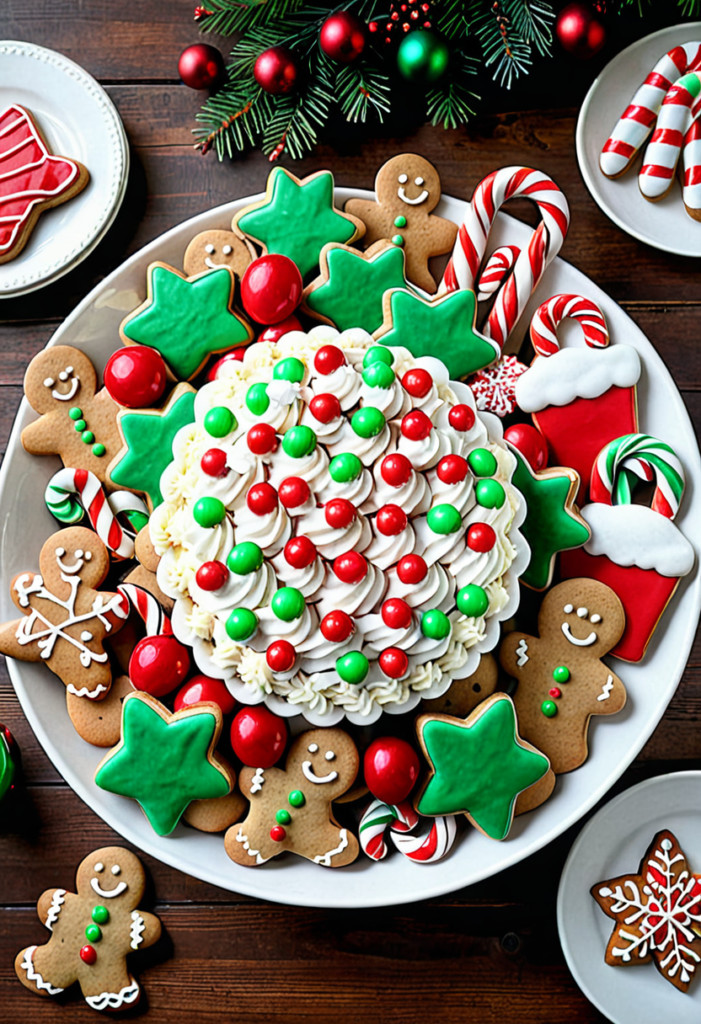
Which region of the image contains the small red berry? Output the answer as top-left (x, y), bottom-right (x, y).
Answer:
top-left (376, 504), bottom-right (407, 536)
top-left (309, 393), bottom-right (341, 423)
top-left (201, 448), bottom-right (228, 477)
top-left (325, 498), bottom-right (356, 529)
top-left (314, 344), bottom-right (346, 375)
top-left (381, 598), bottom-right (412, 630)
top-left (396, 554), bottom-right (427, 584)
top-left (449, 403), bottom-right (475, 432)
top-left (266, 640), bottom-right (296, 672)
top-left (401, 368), bottom-right (433, 398)
top-left (247, 482), bottom-right (278, 515)
top-left (380, 453), bottom-right (412, 487)
top-left (466, 523), bottom-right (497, 552)
top-left (401, 409), bottom-right (432, 441)
top-left (320, 610), bottom-right (354, 643)
top-left (278, 476), bottom-right (310, 510)
top-left (333, 551), bottom-right (367, 584)
top-left (379, 647), bottom-right (409, 679)
top-left (195, 560), bottom-right (229, 591)
top-left (283, 536), bottom-right (317, 568)
top-left (437, 455), bottom-right (468, 484)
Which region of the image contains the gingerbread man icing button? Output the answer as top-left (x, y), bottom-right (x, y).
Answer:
top-left (344, 154), bottom-right (457, 294)
top-left (15, 846), bottom-right (161, 1012)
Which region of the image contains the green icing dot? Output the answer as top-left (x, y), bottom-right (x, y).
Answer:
top-left (227, 541), bottom-right (263, 576)
top-left (204, 405), bottom-right (237, 438)
top-left (427, 504), bottom-right (462, 535)
top-left (92, 443), bottom-right (106, 457)
top-left (362, 361), bottom-right (395, 389)
top-left (273, 357), bottom-right (305, 383)
top-left (363, 345), bottom-right (394, 369)
top-left (225, 607), bottom-right (258, 642)
top-left (421, 609), bottom-right (451, 640)
top-left (276, 808), bottom-right (292, 825)
top-left (391, 234), bottom-right (405, 246)
top-left (476, 479), bottom-right (506, 509)
top-left (68, 407), bottom-right (82, 421)
top-left (272, 586), bottom-right (305, 622)
top-left (282, 425), bottom-right (316, 458)
top-left (336, 651), bottom-right (369, 685)
top-left (553, 665), bottom-right (571, 684)
top-left (351, 406), bottom-right (385, 438)
top-left (394, 215), bottom-right (407, 228)
top-left (468, 448), bottom-right (498, 477)
top-left (81, 430), bottom-right (94, 444)
top-left (456, 584), bottom-right (489, 618)
top-left (74, 419), bottom-right (86, 432)
top-left (329, 452), bottom-right (362, 483)
top-left (92, 906), bottom-right (109, 924)
top-left (541, 700), bottom-right (558, 718)
top-left (288, 790), bottom-right (305, 808)
top-left (85, 924), bottom-right (102, 943)
top-left (246, 383), bottom-right (270, 416)
top-left (193, 496), bottom-right (226, 528)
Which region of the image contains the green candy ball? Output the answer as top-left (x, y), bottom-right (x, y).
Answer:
top-left (288, 790), bottom-right (305, 808)
top-left (541, 700), bottom-right (558, 718)
top-left (193, 496), bottom-right (226, 528)
top-left (204, 405), bottom-right (237, 438)
top-left (456, 584), bottom-right (489, 618)
top-left (336, 651), bottom-right (370, 685)
top-left (273, 357), bottom-right (305, 383)
top-left (225, 607), bottom-right (258, 642)
top-left (553, 665), bottom-right (571, 684)
top-left (92, 906), bottom-right (109, 924)
top-left (475, 479), bottom-right (506, 509)
top-left (427, 503), bottom-right (462, 535)
top-left (362, 361), bottom-right (395, 390)
top-left (74, 419), bottom-right (86, 432)
top-left (272, 586), bottom-right (305, 622)
top-left (69, 407), bottom-right (82, 421)
top-left (468, 447), bottom-right (498, 477)
top-left (85, 924), bottom-right (102, 943)
top-left (282, 425), bottom-right (317, 458)
top-left (92, 443), bottom-right (106, 457)
top-left (351, 406), bottom-right (385, 438)
top-left (396, 28), bottom-right (450, 84)
top-left (329, 452), bottom-right (362, 483)
top-left (362, 345), bottom-right (394, 369)
top-left (421, 609), bottom-right (451, 640)
top-left (246, 383), bottom-right (270, 416)
top-left (276, 808), bottom-right (292, 825)
top-left (227, 541), bottom-right (264, 576)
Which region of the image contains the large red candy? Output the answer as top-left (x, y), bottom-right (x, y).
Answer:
top-left (129, 635), bottom-right (191, 698)
top-left (258, 315), bottom-right (303, 345)
top-left (240, 254), bottom-right (303, 325)
top-left (104, 346), bottom-right (167, 408)
top-left (174, 675), bottom-right (236, 716)
top-left (363, 736), bottom-right (420, 804)
top-left (504, 422), bottom-right (549, 471)
top-left (230, 706), bottom-right (288, 767)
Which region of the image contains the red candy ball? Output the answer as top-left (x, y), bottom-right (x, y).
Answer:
top-left (381, 598), bottom-right (412, 630)
top-left (270, 825), bottom-right (286, 842)
top-left (449, 403), bottom-right (475, 432)
top-left (129, 635), bottom-right (191, 698)
top-left (278, 476), bottom-right (310, 510)
top-left (207, 349), bottom-right (248, 381)
top-left (104, 346), bottom-right (167, 408)
top-left (401, 409), bottom-right (432, 441)
top-left (378, 647), bottom-right (409, 679)
top-left (320, 609), bottom-right (354, 643)
top-left (174, 675), bottom-right (236, 715)
top-left (363, 736), bottom-right (420, 804)
top-left (396, 554), bottom-right (427, 585)
top-left (376, 504), bottom-right (407, 536)
top-left (201, 448), bottom-right (228, 478)
top-left (401, 368), bottom-right (433, 398)
top-left (247, 423), bottom-right (278, 455)
top-left (314, 345), bottom-right (345, 375)
top-left (437, 454), bottom-right (468, 485)
top-left (253, 46), bottom-right (298, 95)
top-left (240, 254), bottom-right (303, 325)
top-left (79, 944), bottom-right (98, 965)
top-left (309, 393), bottom-right (341, 424)
top-left (195, 560), bottom-right (229, 592)
top-left (266, 639), bottom-right (296, 673)
top-left (283, 535), bottom-right (317, 568)
top-left (230, 706), bottom-right (287, 767)
top-left (503, 422), bottom-right (548, 471)
top-left (466, 523), bottom-right (497, 552)
top-left (247, 482), bottom-right (278, 515)
top-left (380, 453), bottom-right (412, 487)
top-left (333, 551), bottom-right (367, 584)
top-left (178, 42), bottom-right (225, 90)
top-left (325, 498), bottom-right (356, 529)
top-left (258, 315), bottom-right (303, 345)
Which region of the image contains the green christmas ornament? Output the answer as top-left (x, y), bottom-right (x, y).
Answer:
top-left (427, 503), bottom-right (462, 535)
top-left (204, 405), bottom-right (237, 438)
top-left (362, 361), bottom-right (395, 389)
top-left (397, 29), bottom-right (450, 84)
top-left (362, 345), bottom-right (394, 368)
top-left (456, 584), bottom-right (489, 618)
top-left (273, 356), bottom-right (305, 383)
top-left (421, 609), bottom-right (451, 640)
top-left (351, 406), bottom-right (385, 438)
top-left (282, 424), bottom-right (317, 458)
top-left (329, 452), bottom-right (362, 483)
top-left (193, 496), bottom-right (226, 528)
top-left (246, 383), bottom-right (270, 416)
top-left (336, 651), bottom-right (370, 685)
top-left (227, 541), bottom-right (264, 576)
top-left (476, 479), bottom-right (506, 509)
top-left (468, 448), bottom-right (498, 478)
top-left (225, 607), bottom-right (258, 642)
top-left (272, 586), bottom-right (305, 622)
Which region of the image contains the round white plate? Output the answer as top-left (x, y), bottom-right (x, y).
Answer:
top-left (576, 23), bottom-right (701, 256)
top-left (558, 771), bottom-right (701, 1024)
top-left (1, 189), bottom-right (700, 907)
top-left (0, 40), bottom-right (129, 297)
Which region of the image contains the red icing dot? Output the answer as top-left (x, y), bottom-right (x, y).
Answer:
top-left (325, 498), bottom-right (356, 529)
top-left (314, 344), bottom-right (346, 375)
top-left (333, 551), bottom-right (367, 584)
top-left (195, 560), bottom-right (229, 592)
top-left (266, 639), bottom-right (296, 672)
top-left (381, 598), bottom-right (412, 630)
top-left (320, 610), bottom-right (354, 643)
top-left (437, 455), bottom-right (468, 484)
top-left (247, 482), bottom-right (278, 515)
top-left (201, 448), bottom-right (228, 477)
top-left (283, 536), bottom-right (317, 568)
top-left (309, 393), bottom-right (341, 424)
top-left (396, 554), bottom-right (427, 584)
top-left (549, 687), bottom-right (562, 699)
top-left (174, 675), bottom-right (236, 715)
top-left (104, 346), bottom-right (167, 408)
top-left (80, 945), bottom-right (97, 965)
top-left (258, 314), bottom-right (303, 345)
top-left (380, 453), bottom-right (412, 487)
top-left (247, 423), bottom-right (278, 455)
top-left (379, 647), bottom-right (409, 679)
top-left (401, 368), bottom-right (433, 398)
top-left (401, 409), bottom-right (432, 441)
top-left (466, 523), bottom-right (496, 552)
top-left (129, 635), bottom-right (190, 698)
top-left (449, 404), bottom-right (475, 432)
top-left (270, 825), bottom-right (286, 842)
top-left (376, 504), bottom-right (408, 536)
top-left (278, 476), bottom-right (310, 510)
top-left (503, 422), bottom-right (548, 471)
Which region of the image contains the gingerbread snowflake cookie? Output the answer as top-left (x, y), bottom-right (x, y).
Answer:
top-left (15, 846), bottom-right (161, 1011)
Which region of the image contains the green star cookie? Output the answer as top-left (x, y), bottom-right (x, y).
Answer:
top-left (304, 241), bottom-right (414, 333)
top-left (120, 263), bottom-right (252, 380)
top-left (511, 447), bottom-right (591, 591)
top-left (95, 692), bottom-right (231, 836)
top-left (416, 694), bottom-right (550, 841)
top-left (108, 383), bottom-right (196, 510)
top-left (233, 168), bottom-right (364, 279)
top-left (374, 287), bottom-right (499, 379)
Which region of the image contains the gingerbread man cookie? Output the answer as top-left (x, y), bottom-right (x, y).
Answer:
top-left (183, 228), bottom-right (255, 280)
top-left (225, 728), bottom-right (360, 868)
top-left (21, 346), bottom-right (123, 490)
top-left (499, 578), bottom-right (627, 774)
top-left (0, 527), bottom-right (127, 701)
top-left (345, 154), bottom-right (457, 294)
top-left (15, 846), bottom-right (161, 1011)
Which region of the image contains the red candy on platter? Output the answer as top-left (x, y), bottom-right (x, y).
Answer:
top-left (104, 346), bottom-right (167, 408)
top-left (278, 476), bottom-right (310, 509)
top-left (129, 635), bottom-right (191, 698)
top-left (266, 639), bottom-right (296, 672)
top-left (504, 422), bottom-right (548, 471)
top-left (401, 368), bottom-right (433, 398)
top-left (320, 609), bottom-right (354, 643)
top-left (174, 675), bottom-right (236, 716)
top-left (314, 344), bottom-right (346, 375)
top-left (333, 550), bottom-right (367, 583)
top-left (195, 560), bottom-right (229, 591)
top-left (449, 404), bottom-right (475, 432)
top-left (258, 315), bottom-right (303, 345)
top-left (230, 706), bottom-right (288, 767)
top-left (381, 598), bottom-right (412, 630)
top-left (284, 535), bottom-right (317, 568)
top-left (364, 736), bottom-right (420, 805)
top-left (201, 448), bottom-right (229, 478)
top-left (240, 254), bottom-right (303, 325)
top-left (247, 482), bottom-right (278, 515)
top-left (381, 453), bottom-right (412, 487)
top-left (397, 553), bottom-right (427, 584)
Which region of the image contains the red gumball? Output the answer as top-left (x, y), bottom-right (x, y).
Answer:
top-left (258, 315), bottom-right (303, 345)
top-left (230, 706), bottom-right (288, 767)
top-left (247, 482), bottom-right (278, 515)
top-left (278, 476), bottom-right (310, 510)
top-left (314, 345), bottom-right (345, 375)
top-left (325, 498), bottom-right (356, 529)
top-left (401, 368), bottom-right (433, 398)
top-left (333, 551), bottom-right (367, 584)
top-left (240, 255), bottom-right (303, 325)
top-left (320, 610), bottom-right (354, 643)
top-left (178, 43), bottom-right (225, 90)
top-left (104, 346), bottom-right (167, 408)
top-left (380, 453), bottom-right (412, 487)
top-left (466, 523), bottom-right (497, 553)
top-left (437, 455), bottom-right (468, 485)
top-left (195, 560), bottom-right (229, 592)
top-left (266, 640), bottom-right (296, 673)
top-left (503, 422), bottom-right (548, 471)
top-left (247, 423), bottom-right (278, 455)
top-left (363, 736), bottom-right (420, 804)
top-left (396, 553), bottom-right (427, 585)
top-left (207, 349), bottom-right (248, 381)
top-left (381, 598), bottom-right (412, 630)
top-left (378, 647), bottom-right (409, 679)
top-left (401, 409), bottom-right (432, 441)
top-left (376, 504), bottom-right (407, 536)
top-left (309, 393), bottom-right (341, 424)
top-left (449, 403), bottom-right (475, 432)
top-left (201, 448), bottom-right (228, 478)
top-left (174, 675), bottom-right (236, 715)
top-left (284, 535), bottom-right (317, 568)
top-left (129, 635), bottom-right (191, 698)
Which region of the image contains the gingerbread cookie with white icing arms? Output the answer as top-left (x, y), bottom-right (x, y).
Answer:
top-left (15, 846), bottom-right (161, 1012)
top-left (225, 728), bottom-right (360, 867)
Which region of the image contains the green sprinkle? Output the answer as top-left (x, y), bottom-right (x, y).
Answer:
top-left (92, 443), bottom-right (106, 457)
top-left (288, 790), bottom-right (305, 808)
top-left (246, 383), bottom-right (270, 416)
top-left (456, 584), bottom-right (489, 618)
top-left (282, 425), bottom-right (316, 458)
top-left (468, 448), bottom-right (498, 477)
top-left (227, 541), bottom-right (263, 576)
top-left (85, 924), bottom-right (102, 943)
top-left (68, 407), bottom-right (83, 421)
top-left (74, 419), bottom-right (86, 432)
top-left (421, 609), bottom-right (451, 640)
top-left (541, 700), bottom-right (558, 718)
top-left (351, 406), bottom-right (385, 438)
top-left (276, 808), bottom-right (292, 825)
top-left (394, 215), bottom-right (407, 228)
top-left (362, 345), bottom-right (394, 369)
top-left (553, 665), bottom-right (570, 684)
top-left (336, 651), bottom-right (370, 685)
top-left (273, 357), bottom-right (305, 383)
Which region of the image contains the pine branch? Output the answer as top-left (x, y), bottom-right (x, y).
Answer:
top-left (505, 0), bottom-right (554, 57)
top-left (261, 57), bottom-right (335, 159)
top-left (432, 0), bottom-right (471, 38)
top-left (426, 55), bottom-right (479, 129)
top-left (194, 85), bottom-right (273, 157)
top-left (470, 0), bottom-right (532, 90)
top-left (336, 63), bottom-right (391, 123)
top-left (199, 0), bottom-right (305, 35)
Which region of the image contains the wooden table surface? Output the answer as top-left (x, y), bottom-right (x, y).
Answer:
top-left (1, 4), bottom-right (700, 1022)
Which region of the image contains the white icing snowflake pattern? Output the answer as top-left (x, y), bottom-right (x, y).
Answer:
top-left (470, 354), bottom-right (527, 418)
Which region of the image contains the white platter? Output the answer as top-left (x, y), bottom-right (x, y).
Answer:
top-left (576, 22), bottom-right (701, 257)
top-left (0, 40), bottom-right (129, 297)
top-left (558, 771), bottom-right (701, 1024)
top-left (1, 188), bottom-right (700, 907)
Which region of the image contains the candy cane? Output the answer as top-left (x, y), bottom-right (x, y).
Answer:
top-left (358, 799), bottom-right (419, 861)
top-left (639, 72), bottom-right (701, 200)
top-left (589, 433), bottom-right (685, 519)
top-left (45, 468), bottom-right (147, 561)
top-left (390, 815), bottom-right (457, 864)
top-left (117, 582), bottom-right (173, 637)
top-left (476, 245), bottom-right (520, 301)
top-left (683, 115), bottom-right (701, 217)
top-left (441, 167), bottom-right (570, 351)
top-left (529, 294), bottom-right (609, 357)
top-left (600, 41), bottom-right (701, 178)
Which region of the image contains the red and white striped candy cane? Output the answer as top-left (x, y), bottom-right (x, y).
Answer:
top-left (441, 167), bottom-right (570, 351)
top-left (358, 799), bottom-right (419, 861)
top-left (44, 468), bottom-right (142, 561)
top-left (683, 114), bottom-right (701, 216)
top-left (390, 815), bottom-right (457, 864)
top-left (529, 294), bottom-right (609, 357)
top-left (476, 244), bottom-right (520, 301)
top-left (639, 72), bottom-right (701, 200)
top-left (117, 582), bottom-right (173, 637)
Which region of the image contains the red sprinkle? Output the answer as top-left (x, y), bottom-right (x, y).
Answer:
top-left (283, 536), bottom-right (317, 568)
top-left (320, 610), bottom-right (354, 643)
top-left (314, 344), bottom-right (346, 375)
top-left (266, 640), bottom-right (296, 672)
top-left (247, 482), bottom-right (278, 515)
top-left (449, 404), bottom-right (475, 432)
top-left (381, 598), bottom-right (412, 630)
top-left (278, 476), bottom-right (310, 510)
top-left (401, 409), bottom-right (432, 441)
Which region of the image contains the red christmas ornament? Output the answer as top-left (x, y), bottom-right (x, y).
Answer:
top-left (284, 535), bottom-right (317, 568)
top-left (253, 46), bottom-right (299, 95)
top-left (319, 11), bottom-right (366, 63)
top-left (278, 476), bottom-right (311, 510)
top-left (437, 454), bottom-right (468, 485)
top-left (309, 393), bottom-right (341, 424)
top-left (449, 403), bottom-right (475, 432)
top-left (378, 647), bottom-right (409, 680)
top-left (240, 254), bottom-right (303, 325)
top-left (397, 553), bottom-right (427, 584)
top-left (320, 610), bottom-right (354, 643)
top-left (104, 346), bottom-right (167, 408)
top-left (401, 409), bottom-right (432, 441)
top-left (314, 345), bottom-right (346, 375)
top-left (466, 523), bottom-right (497, 553)
top-left (381, 598), bottom-right (412, 630)
top-left (247, 482), bottom-right (278, 515)
top-left (178, 43), bottom-right (225, 90)
top-left (258, 315), bottom-right (303, 345)
top-left (333, 551), bottom-right (367, 584)
top-left (195, 560), bottom-right (229, 592)
top-left (376, 504), bottom-right (408, 536)
top-left (230, 706), bottom-right (287, 767)
top-left (266, 639), bottom-right (296, 673)
top-left (129, 635), bottom-right (191, 698)
top-left (401, 367), bottom-right (433, 398)
top-left (174, 675), bottom-right (236, 715)
top-left (247, 423), bottom-right (278, 455)
top-left (201, 447), bottom-right (228, 478)
top-left (207, 349), bottom-right (248, 381)
top-left (504, 423), bottom-right (548, 471)
top-left (363, 736), bottom-right (420, 804)
top-left (325, 498), bottom-right (356, 529)
top-left (555, 2), bottom-right (606, 59)
top-left (380, 453), bottom-right (412, 487)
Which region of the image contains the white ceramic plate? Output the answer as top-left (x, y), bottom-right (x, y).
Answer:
top-left (0, 40), bottom-right (129, 297)
top-left (576, 23), bottom-right (701, 256)
top-left (1, 189), bottom-right (700, 907)
top-left (558, 771), bottom-right (701, 1024)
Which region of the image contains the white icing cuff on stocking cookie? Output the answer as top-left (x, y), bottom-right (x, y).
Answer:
top-left (515, 346), bottom-right (641, 413)
top-left (581, 503), bottom-right (695, 577)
